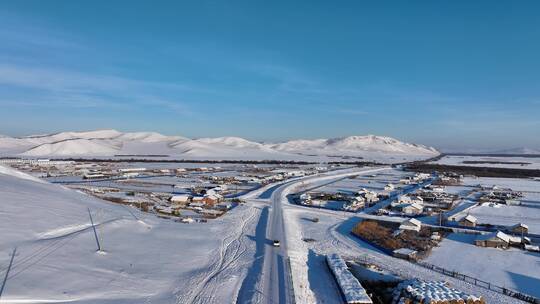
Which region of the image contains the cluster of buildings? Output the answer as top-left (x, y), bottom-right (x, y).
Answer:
top-left (477, 186), bottom-right (523, 205)
top-left (249, 169), bottom-right (307, 184)
top-left (433, 172), bottom-right (462, 186)
top-left (474, 228), bottom-right (538, 252)
top-left (398, 173), bottom-right (432, 185)
top-left (389, 184), bottom-right (459, 217)
top-left (382, 172), bottom-right (434, 196)
top-left (391, 195), bottom-right (425, 215)
top-left (299, 187), bottom-right (380, 212)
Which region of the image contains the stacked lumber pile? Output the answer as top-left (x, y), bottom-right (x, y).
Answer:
top-left (392, 279), bottom-right (485, 304)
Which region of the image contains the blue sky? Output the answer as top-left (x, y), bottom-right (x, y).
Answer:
top-left (0, 1), bottom-right (539, 150)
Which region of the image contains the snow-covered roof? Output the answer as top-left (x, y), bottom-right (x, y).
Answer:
top-left (171, 195), bottom-right (190, 202)
top-left (461, 214), bottom-right (477, 223)
top-left (510, 223), bottom-right (529, 230)
top-left (399, 218), bottom-right (422, 232)
top-left (477, 231), bottom-right (511, 243)
top-left (409, 202), bottom-right (423, 210)
top-left (393, 248), bottom-right (417, 256)
top-left (189, 202), bottom-right (206, 207)
top-left (405, 218), bottom-right (422, 226)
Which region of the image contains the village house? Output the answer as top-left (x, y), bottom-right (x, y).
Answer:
top-left (399, 218), bottom-right (422, 232)
top-left (393, 248), bottom-right (418, 260)
top-left (170, 194), bottom-right (191, 205)
top-left (203, 193), bottom-right (223, 205)
top-left (357, 188), bottom-right (379, 204)
top-left (392, 196), bottom-right (424, 215)
top-left (458, 214), bottom-right (478, 228)
top-left (475, 231), bottom-right (511, 249)
top-left (364, 191), bottom-right (379, 203)
top-left (345, 196), bottom-right (365, 211)
top-left (508, 223), bottom-right (529, 235)
top-left (192, 196), bottom-right (205, 204)
top-left (155, 205), bottom-right (174, 215)
top-left (401, 203), bottom-right (424, 215)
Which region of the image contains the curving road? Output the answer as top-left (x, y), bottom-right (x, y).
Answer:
top-left (248, 166), bottom-right (390, 304)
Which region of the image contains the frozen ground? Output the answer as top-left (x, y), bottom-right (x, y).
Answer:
top-left (461, 176), bottom-right (540, 233)
top-left (430, 155), bottom-right (540, 170)
top-left (425, 233), bottom-right (540, 297)
top-left (469, 204), bottom-right (540, 234)
top-left (462, 176), bottom-right (540, 192)
top-left (315, 169), bottom-right (410, 194)
top-left (0, 165), bottom-right (261, 304)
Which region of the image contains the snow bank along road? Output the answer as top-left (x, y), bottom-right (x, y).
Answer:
top-left (238, 166), bottom-right (390, 304)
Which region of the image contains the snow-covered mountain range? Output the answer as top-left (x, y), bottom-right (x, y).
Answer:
top-left (0, 130), bottom-right (439, 162)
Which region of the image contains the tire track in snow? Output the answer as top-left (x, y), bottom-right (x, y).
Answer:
top-left (176, 206), bottom-right (258, 304)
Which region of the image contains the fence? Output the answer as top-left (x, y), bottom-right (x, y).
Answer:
top-left (348, 242), bottom-right (540, 304)
top-left (285, 257), bottom-right (296, 304)
top-left (417, 261), bottom-right (540, 304)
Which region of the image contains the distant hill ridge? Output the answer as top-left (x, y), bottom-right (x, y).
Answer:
top-left (0, 129), bottom-right (439, 162)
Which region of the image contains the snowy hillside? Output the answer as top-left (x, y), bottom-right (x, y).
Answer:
top-left (0, 130), bottom-right (439, 162)
top-left (22, 138), bottom-right (122, 156)
top-left (271, 135), bottom-right (437, 156)
top-left (0, 165), bottom-right (260, 303)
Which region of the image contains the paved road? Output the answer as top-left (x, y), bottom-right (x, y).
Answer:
top-left (260, 179), bottom-right (293, 304)
top-left (256, 167), bottom-right (390, 304)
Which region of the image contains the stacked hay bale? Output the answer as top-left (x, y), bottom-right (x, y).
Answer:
top-left (392, 279), bottom-right (485, 304)
top-left (326, 254), bottom-right (373, 304)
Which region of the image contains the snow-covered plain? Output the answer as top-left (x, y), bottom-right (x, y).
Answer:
top-left (425, 233), bottom-right (540, 298)
top-left (469, 204), bottom-right (540, 234)
top-left (0, 130), bottom-right (439, 163)
top-left (0, 165), bottom-right (261, 304)
top-left (461, 176), bottom-right (540, 234)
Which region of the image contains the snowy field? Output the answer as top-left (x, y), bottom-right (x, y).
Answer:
top-left (461, 176), bottom-right (540, 233)
top-left (461, 176), bottom-right (540, 192)
top-left (469, 204), bottom-right (540, 234)
top-left (430, 155), bottom-right (540, 170)
top-left (425, 233), bottom-right (540, 297)
top-left (315, 169), bottom-right (410, 194)
top-left (0, 165), bottom-right (262, 304)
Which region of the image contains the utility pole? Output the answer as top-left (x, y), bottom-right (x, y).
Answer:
top-left (0, 247), bottom-right (17, 299)
top-left (87, 208), bottom-right (102, 251)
